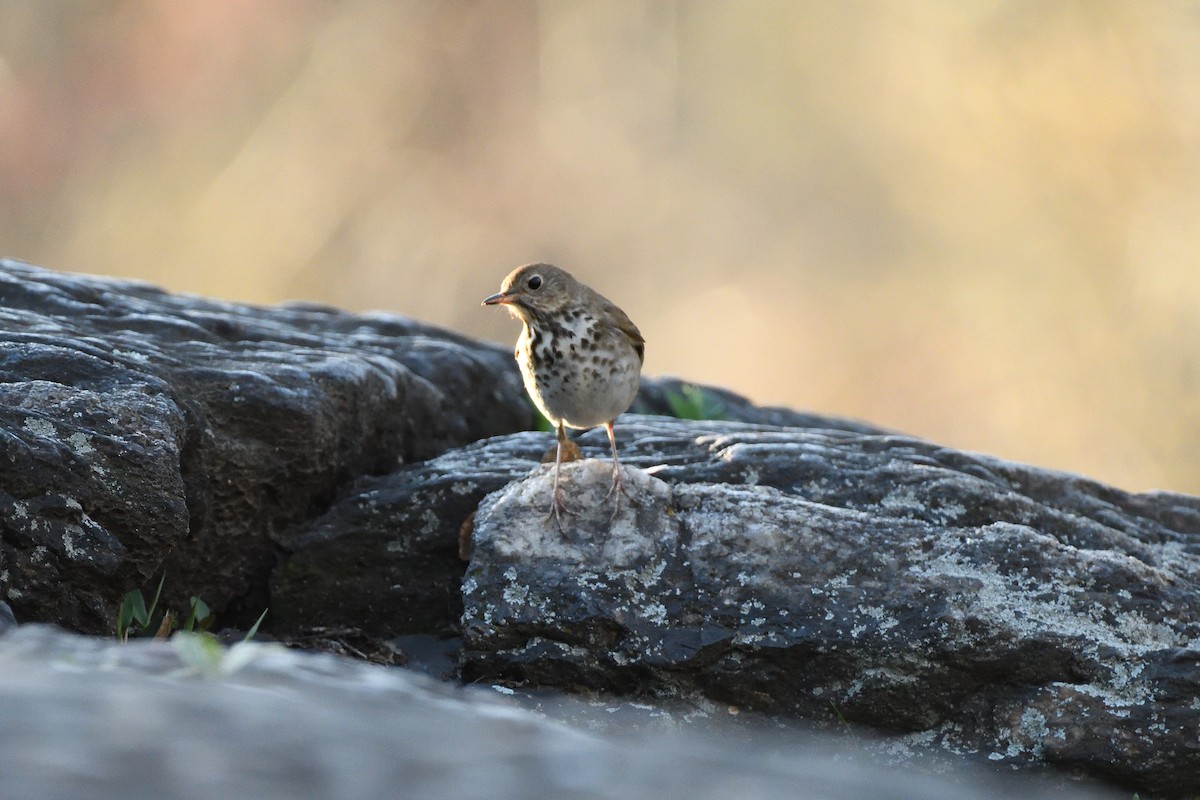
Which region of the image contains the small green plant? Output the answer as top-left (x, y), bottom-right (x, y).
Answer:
top-left (830, 702), bottom-right (860, 747)
top-left (171, 607), bottom-right (271, 678)
top-left (171, 630), bottom-right (226, 673)
top-left (116, 575), bottom-right (218, 641)
top-left (116, 573), bottom-right (166, 641)
top-left (665, 383), bottom-right (727, 421)
top-left (243, 606), bottom-right (269, 640)
top-left (181, 595), bottom-right (212, 633)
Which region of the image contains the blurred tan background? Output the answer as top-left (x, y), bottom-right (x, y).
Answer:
top-left (1, 1), bottom-right (1197, 495)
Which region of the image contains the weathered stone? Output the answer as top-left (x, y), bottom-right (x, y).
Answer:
top-left (4, 259), bottom-right (1195, 796)
top-left (266, 396), bottom-right (873, 641)
top-left (0, 259), bottom-right (529, 631)
top-left (458, 418), bottom-right (1200, 796)
top-left (0, 261), bottom-right (818, 634)
top-left (0, 625), bottom-right (1117, 800)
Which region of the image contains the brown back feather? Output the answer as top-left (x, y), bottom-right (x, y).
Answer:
top-left (601, 300), bottom-right (645, 365)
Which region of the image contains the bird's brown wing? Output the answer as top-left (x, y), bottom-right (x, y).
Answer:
top-left (603, 301), bottom-right (645, 365)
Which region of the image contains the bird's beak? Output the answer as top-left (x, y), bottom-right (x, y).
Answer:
top-left (481, 290), bottom-right (513, 306)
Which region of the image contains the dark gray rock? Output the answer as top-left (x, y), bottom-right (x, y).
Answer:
top-left (268, 433), bottom-right (545, 640)
top-left (0, 625), bottom-right (1117, 800)
top-left (0, 259), bottom-right (529, 631)
top-left (4, 260), bottom-right (1195, 796)
top-left (0, 261), bottom-right (818, 635)
top-left (266, 406), bottom-right (874, 642)
top-left (454, 418), bottom-right (1200, 797)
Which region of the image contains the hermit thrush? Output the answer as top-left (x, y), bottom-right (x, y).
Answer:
top-left (482, 263), bottom-right (644, 529)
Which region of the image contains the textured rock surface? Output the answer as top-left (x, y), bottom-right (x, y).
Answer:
top-left (0, 260), bottom-right (830, 635)
top-left (5, 260), bottom-right (1198, 796)
top-left (268, 404), bottom-right (877, 642)
top-left (0, 626), bottom-right (1116, 800)
top-left (456, 418), bottom-right (1200, 796)
top-left (0, 259), bottom-right (529, 630)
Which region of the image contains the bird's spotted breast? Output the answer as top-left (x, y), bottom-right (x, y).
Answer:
top-left (514, 308), bottom-right (637, 430)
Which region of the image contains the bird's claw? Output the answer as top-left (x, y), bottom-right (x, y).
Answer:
top-left (545, 485), bottom-right (578, 532)
top-left (603, 466), bottom-right (638, 520)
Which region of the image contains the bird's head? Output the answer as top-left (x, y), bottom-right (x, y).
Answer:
top-left (482, 263), bottom-right (577, 321)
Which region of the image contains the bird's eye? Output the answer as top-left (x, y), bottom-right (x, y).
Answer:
top-left (527, 275), bottom-right (543, 290)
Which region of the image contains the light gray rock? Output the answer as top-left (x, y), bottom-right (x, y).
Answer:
top-left (0, 626), bottom-right (1117, 800)
top-left (460, 418), bottom-right (1200, 796)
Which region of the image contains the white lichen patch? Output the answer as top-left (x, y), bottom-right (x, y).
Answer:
top-left (882, 727), bottom-right (938, 761)
top-left (419, 507), bottom-right (440, 536)
top-left (65, 432), bottom-right (95, 456)
top-left (844, 666), bottom-right (921, 699)
top-left (1006, 707), bottom-right (1050, 758)
top-left (1076, 660), bottom-right (1155, 708)
top-left (880, 486), bottom-right (925, 515)
top-left (501, 582), bottom-right (529, 607)
top-left (61, 524), bottom-right (90, 562)
top-left (911, 525), bottom-right (1181, 657)
top-left (855, 605), bottom-right (900, 634)
top-left (641, 601), bottom-right (668, 626)
top-left (22, 417), bottom-right (55, 437)
top-left (826, 571), bottom-right (855, 591)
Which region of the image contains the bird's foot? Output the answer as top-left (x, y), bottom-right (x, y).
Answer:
top-left (603, 464), bottom-right (637, 519)
top-left (545, 484), bottom-right (578, 532)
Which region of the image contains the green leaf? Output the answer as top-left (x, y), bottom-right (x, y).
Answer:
top-left (144, 573), bottom-right (166, 620)
top-left (183, 596), bottom-right (212, 633)
top-left (117, 590), bottom-right (145, 640)
top-left (244, 607), bottom-right (269, 641)
top-left (665, 384), bottom-right (727, 421)
top-left (121, 589), bottom-right (149, 628)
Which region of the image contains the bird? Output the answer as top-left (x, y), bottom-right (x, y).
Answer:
top-left (482, 263), bottom-right (644, 529)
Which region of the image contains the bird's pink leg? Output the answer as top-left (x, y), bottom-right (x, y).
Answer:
top-left (547, 423), bottom-right (577, 531)
top-left (602, 421), bottom-right (633, 517)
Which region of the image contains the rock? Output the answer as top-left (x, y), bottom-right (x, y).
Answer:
top-left (0, 260), bottom-right (817, 635)
top-left (457, 417), bottom-right (1200, 797)
top-left (0, 259), bottom-right (530, 631)
top-left (0, 625), bottom-right (1118, 800)
top-left (4, 259), bottom-right (1196, 795)
top-left (268, 405), bottom-right (875, 643)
